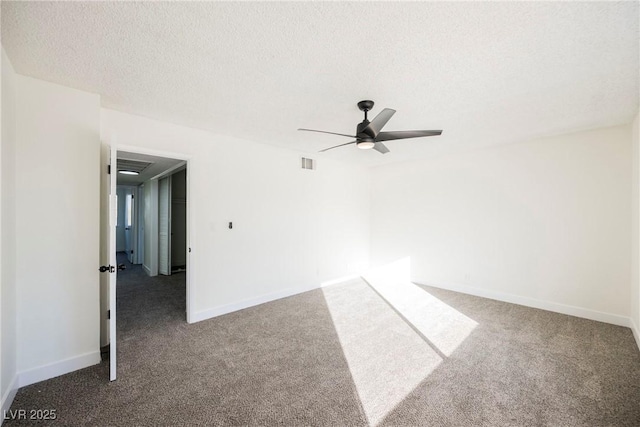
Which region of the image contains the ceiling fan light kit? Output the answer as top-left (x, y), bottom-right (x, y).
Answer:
top-left (357, 141), bottom-right (375, 150)
top-left (298, 100), bottom-right (442, 154)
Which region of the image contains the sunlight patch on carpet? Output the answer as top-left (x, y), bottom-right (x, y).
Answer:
top-left (363, 257), bottom-right (478, 357)
top-left (321, 278), bottom-right (442, 425)
top-left (320, 258), bottom-right (478, 425)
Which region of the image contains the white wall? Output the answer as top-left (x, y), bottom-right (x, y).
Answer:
top-left (631, 111), bottom-right (640, 347)
top-left (1, 47), bottom-right (19, 415)
top-left (101, 109), bottom-right (370, 321)
top-left (371, 125), bottom-right (632, 325)
top-left (15, 76), bottom-right (101, 385)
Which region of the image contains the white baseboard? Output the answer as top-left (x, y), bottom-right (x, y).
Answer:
top-left (415, 279), bottom-right (631, 328)
top-left (631, 317), bottom-right (640, 352)
top-left (18, 351), bottom-right (101, 388)
top-left (0, 375), bottom-right (18, 426)
top-left (191, 283), bottom-right (321, 324)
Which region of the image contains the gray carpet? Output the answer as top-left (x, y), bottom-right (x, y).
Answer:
top-left (7, 254), bottom-right (640, 426)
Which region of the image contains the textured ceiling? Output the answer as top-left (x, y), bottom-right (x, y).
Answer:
top-left (2, 1), bottom-right (638, 166)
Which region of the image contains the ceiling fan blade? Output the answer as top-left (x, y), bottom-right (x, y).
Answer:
top-left (373, 142), bottom-right (390, 154)
top-left (375, 130), bottom-right (442, 142)
top-left (298, 128), bottom-right (357, 138)
top-left (361, 108), bottom-right (396, 138)
top-left (319, 141), bottom-right (357, 152)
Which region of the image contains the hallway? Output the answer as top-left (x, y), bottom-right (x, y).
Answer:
top-left (116, 252), bottom-right (186, 339)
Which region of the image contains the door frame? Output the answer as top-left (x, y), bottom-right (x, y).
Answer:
top-left (114, 144), bottom-right (194, 323)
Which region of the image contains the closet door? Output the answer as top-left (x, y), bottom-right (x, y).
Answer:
top-left (158, 176), bottom-right (172, 275)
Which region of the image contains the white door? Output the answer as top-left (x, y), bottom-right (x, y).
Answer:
top-left (158, 176), bottom-right (172, 275)
top-left (109, 144), bottom-right (117, 381)
top-left (100, 143), bottom-right (118, 381)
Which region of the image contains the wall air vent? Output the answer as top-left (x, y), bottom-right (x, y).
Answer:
top-left (301, 157), bottom-right (315, 170)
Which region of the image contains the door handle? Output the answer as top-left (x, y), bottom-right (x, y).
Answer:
top-left (117, 264), bottom-right (126, 271)
top-left (99, 265), bottom-right (115, 273)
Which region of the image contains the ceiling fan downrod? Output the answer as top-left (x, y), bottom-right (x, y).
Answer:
top-left (357, 100), bottom-right (374, 122)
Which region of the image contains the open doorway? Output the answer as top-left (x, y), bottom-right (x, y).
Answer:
top-left (114, 152), bottom-right (187, 277)
top-left (100, 148), bottom-right (191, 380)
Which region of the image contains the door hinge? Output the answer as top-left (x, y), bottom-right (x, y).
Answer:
top-left (108, 164), bottom-right (111, 174)
top-left (107, 310), bottom-right (111, 319)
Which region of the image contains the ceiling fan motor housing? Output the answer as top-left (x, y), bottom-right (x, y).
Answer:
top-left (356, 121), bottom-right (374, 139)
